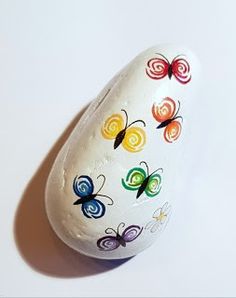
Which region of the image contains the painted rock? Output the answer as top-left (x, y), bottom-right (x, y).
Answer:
top-left (45, 45), bottom-right (200, 259)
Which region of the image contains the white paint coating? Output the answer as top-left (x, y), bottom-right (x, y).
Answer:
top-left (45, 45), bottom-right (200, 259)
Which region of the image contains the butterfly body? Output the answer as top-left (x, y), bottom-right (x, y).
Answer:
top-left (168, 64), bottom-right (173, 79)
top-left (156, 115), bottom-right (181, 129)
top-left (97, 223), bottom-right (143, 251)
top-left (114, 128), bottom-right (126, 149)
top-left (152, 97), bottom-right (183, 143)
top-left (146, 53), bottom-right (191, 84)
top-left (136, 175), bottom-right (151, 199)
top-left (73, 194), bottom-right (97, 205)
top-left (115, 233), bottom-right (127, 247)
top-left (122, 161), bottom-right (163, 199)
top-left (101, 109), bottom-right (146, 153)
top-left (72, 174), bottom-right (113, 219)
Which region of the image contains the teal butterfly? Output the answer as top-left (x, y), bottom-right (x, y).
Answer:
top-left (122, 161), bottom-right (163, 199)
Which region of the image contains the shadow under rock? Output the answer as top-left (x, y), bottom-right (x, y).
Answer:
top-left (14, 104), bottom-right (131, 278)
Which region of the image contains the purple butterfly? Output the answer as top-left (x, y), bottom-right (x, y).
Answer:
top-left (97, 222), bottom-right (143, 251)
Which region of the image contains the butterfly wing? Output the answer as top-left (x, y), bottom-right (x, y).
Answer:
top-left (81, 199), bottom-right (105, 219)
top-left (122, 225), bottom-right (143, 242)
top-left (146, 57), bottom-right (169, 80)
top-left (152, 97), bottom-right (176, 123)
top-left (145, 173), bottom-right (162, 197)
top-left (97, 236), bottom-right (120, 251)
top-left (164, 120), bottom-right (182, 143)
top-left (122, 127), bottom-right (146, 153)
top-left (171, 56), bottom-right (191, 84)
top-left (122, 167), bottom-right (147, 191)
top-left (73, 175), bottom-right (94, 197)
top-left (101, 113), bottom-right (124, 140)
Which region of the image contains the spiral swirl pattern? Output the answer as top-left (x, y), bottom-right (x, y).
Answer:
top-left (164, 120), bottom-right (182, 143)
top-left (123, 225), bottom-right (143, 242)
top-left (152, 97), bottom-right (176, 122)
top-left (147, 178), bottom-right (159, 193)
top-left (146, 57), bottom-right (169, 80)
top-left (101, 114), bottom-right (124, 139)
top-left (146, 175), bottom-right (162, 197)
top-left (82, 200), bottom-right (105, 219)
top-left (73, 175), bottom-right (93, 197)
top-left (123, 127), bottom-right (146, 152)
top-left (97, 237), bottom-right (120, 251)
top-left (130, 172), bottom-right (143, 185)
top-left (122, 167), bottom-right (146, 191)
top-left (172, 57), bottom-right (191, 84)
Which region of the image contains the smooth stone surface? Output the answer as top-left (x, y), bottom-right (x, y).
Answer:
top-left (45, 45), bottom-right (200, 259)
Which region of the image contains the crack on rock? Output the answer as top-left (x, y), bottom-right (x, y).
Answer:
top-left (61, 168), bottom-right (66, 191)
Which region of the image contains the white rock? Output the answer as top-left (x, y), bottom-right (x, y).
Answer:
top-left (45, 45), bottom-right (200, 259)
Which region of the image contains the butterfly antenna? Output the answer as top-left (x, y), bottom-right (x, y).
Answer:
top-left (150, 167), bottom-right (163, 176)
top-left (173, 54), bottom-right (186, 60)
top-left (121, 109), bottom-right (129, 128)
top-left (155, 53), bottom-right (170, 64)
top-left (128, 119), bottom-right (146, 128)
top-left (140, 161), bottom-right (149, 175)
top-left (96, 174), bottom-right (106, 193)
top-left (174, 100), bottom-right (181, 118)
top-left (98, 194), bottom-right (114, 205)
top-left (105, 227), bottom-right (117, 235)
top-left (175, 115), bottom-right (183, 122)
top-left (117, 222), bottom-right (125, 234)
top-left (96, 174), bottom-right (114, 205)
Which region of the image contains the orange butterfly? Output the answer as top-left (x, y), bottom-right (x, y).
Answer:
top-left (152, 97), bottom-right (183, 143)
top-left (101, 109), bottom-right (146, 153)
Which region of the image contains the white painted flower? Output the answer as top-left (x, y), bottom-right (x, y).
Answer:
top-left (145, 202), bottom-right (172, 233)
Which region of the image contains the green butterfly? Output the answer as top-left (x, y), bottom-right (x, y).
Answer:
top-left (122, 161), bottom-right (163, 199)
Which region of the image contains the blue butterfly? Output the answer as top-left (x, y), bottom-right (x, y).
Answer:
top-left (72, 174), bottom-right (113, 219)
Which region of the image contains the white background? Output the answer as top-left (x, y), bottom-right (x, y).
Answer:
top-left (1, 0), bottom-right (236, 297)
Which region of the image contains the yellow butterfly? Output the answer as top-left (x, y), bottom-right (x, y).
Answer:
top-left (101, 109), bottom-right (146, 153)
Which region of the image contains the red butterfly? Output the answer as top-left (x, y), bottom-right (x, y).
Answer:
top-left (146, 53), bottom-right (191, 84)
top-left (152, 97), bottom-right (183, 143)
